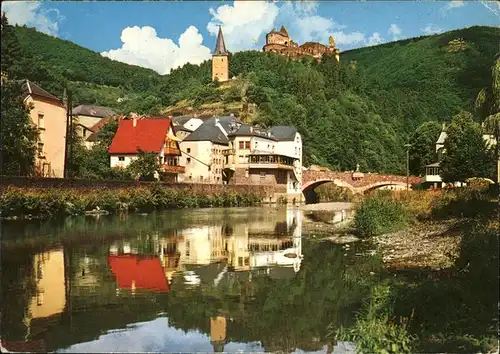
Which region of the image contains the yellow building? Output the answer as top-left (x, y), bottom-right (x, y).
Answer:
top-left (22, 80), bottom-right (67, 177)
top-left (212, 26), bottom-right (229, 82)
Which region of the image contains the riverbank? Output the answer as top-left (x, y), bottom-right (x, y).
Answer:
top-left (0, 185), bottom-right (264, 219)
top-left (333, 188), bottom-right (499, 353)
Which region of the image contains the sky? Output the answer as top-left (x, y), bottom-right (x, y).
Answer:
top-left (2, 0), bottom-right (499, 75)
top-left (57, 316), bottom-right (336, 353)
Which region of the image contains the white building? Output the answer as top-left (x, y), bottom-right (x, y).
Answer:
top-left (424, 124), bottom-right (497, 188)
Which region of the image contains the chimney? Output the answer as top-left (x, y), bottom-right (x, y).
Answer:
top-left (133, 116), bottom-right (137, 127)
top-left (230, 113), bottom-right (234, 117)
top-left (215, 118), bottom-right (220, 126)
top-left (250, 126), bottom-right (253, 133)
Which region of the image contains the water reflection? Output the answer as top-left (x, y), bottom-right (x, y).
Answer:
top-left (1, 206), bottom-right (369, 353)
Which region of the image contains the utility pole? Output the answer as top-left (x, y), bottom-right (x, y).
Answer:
top-left (63, 87), bottom-right (69, 178)
top-left (63, 89), bottom-right (73, 178)
top-left (404, 143), bottom-right (411, 192)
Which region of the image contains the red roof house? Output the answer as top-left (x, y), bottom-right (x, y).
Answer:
top-left (108, 117), bottom-right (185, 179)
top-left (107, 255), bottom-right (169, 292)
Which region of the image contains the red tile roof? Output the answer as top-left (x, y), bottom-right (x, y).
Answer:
top-left (108, 118), bottom-right (171, 154)
top-left (107, 255), bottom-right (169, 292)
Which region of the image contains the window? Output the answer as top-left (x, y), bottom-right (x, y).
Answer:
top-left (186, 241), bottom-right (190, 257)
top-left (238, 257), bottom-right (243, 266)
top-left (189, 174), bottom-right (192, 180)
top-left (187, 148), bottom-right (191, 153)
top-left (245, 141), bottom-right (251, 149)
top-left (239, 141), bottom-right (244, 149)
top-left (187, 158), bottom-right (191, 163)
top-left (37, 143), bottom-right (44, 156)
top-left (37, 114), bottom-right (44, 129)
top-left (118, 156), bottom-right (125, 161)
top-left (255, 141), bottom-right (258, 149)
top-left (260, 171), bottom-right (266, 178)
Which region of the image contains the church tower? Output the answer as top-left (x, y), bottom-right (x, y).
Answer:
top-left (212, 26), bottom-right (229, 82)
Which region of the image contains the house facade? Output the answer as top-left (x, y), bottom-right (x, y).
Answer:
top-left (22, 80), bottom-right (67, 178)
top-left (424, 124), bottom-right (497, 188)
top-left (174, 114), bottom-right (303, 201)
top-left (108, 117), bottom-right (184, 182)
top-left (179, 117), bottom-right (231, 183)
top-left (72, 104), bottom-right (116, 130)
top-left (224, 122), bottom-right (303, 202)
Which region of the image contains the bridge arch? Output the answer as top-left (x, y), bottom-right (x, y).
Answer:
top-left (301, 179), bottom-right (357, 204)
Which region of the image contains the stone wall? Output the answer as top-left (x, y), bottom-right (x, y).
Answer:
top-left (0, 176), bottom-right (281, 201)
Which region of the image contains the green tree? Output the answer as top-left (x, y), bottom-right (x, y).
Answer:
top-left (128, 150), bottom-right (161, 181)
top-left (0, 80), bottom-right (38, 176)
top-left (440, 111), bottom-right (494, 183)
top-left (1, 13), bottom-right (23, 78)
top-left (408, 121), bottom-right (442, 175)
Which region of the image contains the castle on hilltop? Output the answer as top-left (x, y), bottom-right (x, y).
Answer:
top-left (262, 25), bottom-right (340, 62)
top-left (210, 25), bottom-right (340, 83)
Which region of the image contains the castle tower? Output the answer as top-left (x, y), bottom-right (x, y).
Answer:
top-left (212, 26), bottom-right (229, 82)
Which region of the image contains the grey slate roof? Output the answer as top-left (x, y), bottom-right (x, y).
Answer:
top-left (270, 126), bottom-right (298, 141)
top-left (72, 105), bottom-right (116, 118)
top-left (19, 80), bottom-right (62, 103)
top-left (227, 124), bottom-right (278, 141)
top-left (183, 122), bottom-right (229, 145)
top-left (204, 115), bottom-right (242, 134)
top-left (172, 115), bottom-right (195, 126)
top-left (213, 26), bottom-right (229, 56)
top-left (173, 125), bottom-right (193, 133)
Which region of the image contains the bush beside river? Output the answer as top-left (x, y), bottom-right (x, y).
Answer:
top-left (0, 185), bottom-right (263, 219)
top-left (340, 186), bottom-right (499, 353)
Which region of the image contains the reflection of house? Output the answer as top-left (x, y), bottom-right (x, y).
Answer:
top-left (29, 249), bottom-right (66, 320)
top-left (424, 123), bottom-right (497, 188)
top-left (210, 316), bottom-right (227, 353)
top-left (176, 226), bottom-right (227, 266)
top-left (21, 80), bottom-right (67, 177)
top-left (108, 116), bottom-right (185, 182)
top-left (107, 255), bottom-right (169, 292)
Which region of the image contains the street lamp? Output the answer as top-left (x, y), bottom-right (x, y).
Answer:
top-left (404, 143), bottom-right (412, 192)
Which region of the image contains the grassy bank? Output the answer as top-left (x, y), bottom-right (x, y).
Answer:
top-left (0, 185), bottom-right (262, 219)
top-left (341, 187), bottom-right (499, 353)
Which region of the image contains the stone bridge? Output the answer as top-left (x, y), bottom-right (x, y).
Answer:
top-left (302, 170), bottom-right (422, 203)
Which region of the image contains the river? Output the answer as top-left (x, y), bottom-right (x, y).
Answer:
top-left (1, 205), bottom-right (373, 353)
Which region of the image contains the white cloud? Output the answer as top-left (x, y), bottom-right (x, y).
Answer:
top-left (2, 1), bottom-right (63, 36)
top-left (388, 24), bottom-right (402, 40)
top-left (206, 1), bottom-right (280, 51)
top-left (481, 1), bottom-right (500, 18)
top-left (275, 1), bottom-right (373, 48)
top-left (367, 32), bottom-right (385, 46)
top-left (441, 0), bottom-right (466, 14)
top-left (422, 24), bottom-right (444, 35)
top-left (101, 25), bottom-right (212, 75)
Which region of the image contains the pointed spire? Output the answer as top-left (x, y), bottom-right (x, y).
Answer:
top-left (213, 26), bottom-right (228, 56)
top-left (280, 25), bottom-right (289, 37)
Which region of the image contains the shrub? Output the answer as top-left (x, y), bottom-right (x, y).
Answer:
top-left (354, 194), bottom-right (409, 237)
top-left (0, 185), bottom-right (263, 219)
top-left (333, 283), bottom-right (416, 354)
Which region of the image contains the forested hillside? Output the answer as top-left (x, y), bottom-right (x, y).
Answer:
top-left (12, 24), bottom-right (500, 173)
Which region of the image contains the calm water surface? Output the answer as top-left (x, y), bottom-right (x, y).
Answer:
top-left (1, 206), bottom-right (372, 353)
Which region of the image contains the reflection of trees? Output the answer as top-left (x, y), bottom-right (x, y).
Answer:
top-left (1, 251), bottom-right (38, 340)
top-left (162, 240), bottom-right (381, 352)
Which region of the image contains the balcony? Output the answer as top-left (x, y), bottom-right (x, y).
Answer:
top-left (162, 165), bottom-right (185, 174)
top-left (248, 154), bottom-right (296, 170)
top-left (222, 149), bottom-right (236, 156)
top-left (164, 146), bottom-right (181, 155)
